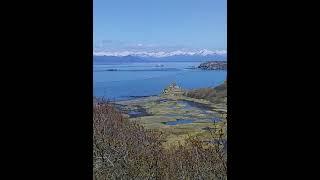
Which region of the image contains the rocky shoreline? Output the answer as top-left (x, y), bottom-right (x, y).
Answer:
top-left (198, 61), bottom-right (227, 70)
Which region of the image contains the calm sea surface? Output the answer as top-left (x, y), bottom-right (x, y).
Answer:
top-left (93, 61), bottom-right (227, 100)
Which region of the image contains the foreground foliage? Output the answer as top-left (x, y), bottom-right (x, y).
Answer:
top-left (93, 99), bottom-right (227, 180)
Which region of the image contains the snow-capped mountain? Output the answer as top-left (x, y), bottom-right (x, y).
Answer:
top-left (93, 49), bottom-right (227, 63)
top-left (93, 49), bottom-right (226, 58)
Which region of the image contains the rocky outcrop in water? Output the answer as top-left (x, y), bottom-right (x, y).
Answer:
top-left (162, 83), bottom-right (184, 96)
top-left (198, 61), bottom-right (227, 70)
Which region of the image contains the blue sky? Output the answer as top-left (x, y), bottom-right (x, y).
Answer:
top-left (94, 0), bottom-right (226, 51)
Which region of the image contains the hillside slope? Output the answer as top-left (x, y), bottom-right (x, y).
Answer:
top-left (185, 81), bottom-right (227, 104)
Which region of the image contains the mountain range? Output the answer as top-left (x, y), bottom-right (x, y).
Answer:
top-left (93, 49), bottom-right (227, 63)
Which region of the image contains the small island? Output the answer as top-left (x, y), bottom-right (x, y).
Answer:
top-left (198, 61), bottom-right (227, 70)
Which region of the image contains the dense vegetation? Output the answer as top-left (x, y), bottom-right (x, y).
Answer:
top-left (93, 99), bottom-right (227, 179)
top-left (185, 81), bottom-right (227, 103)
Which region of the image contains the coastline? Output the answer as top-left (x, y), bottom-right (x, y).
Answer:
top-left (104, 82), bottom-right (227, 147)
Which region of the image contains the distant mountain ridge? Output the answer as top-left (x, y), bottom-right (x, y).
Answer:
top-left (93, 55), bottom-right (145, 64)
top-left (93, 49), bottom-right (226, 57)
top-left (93, 49), bottom-right (227, 63)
